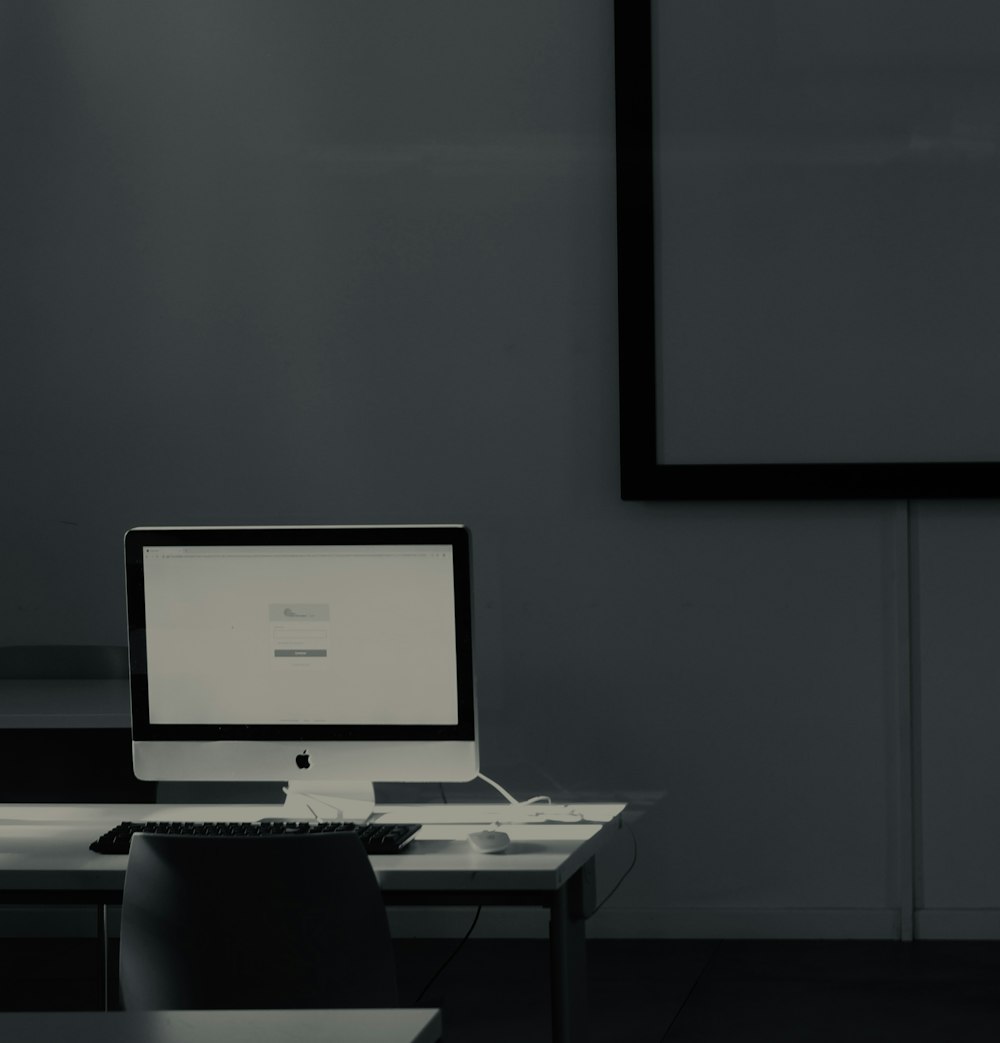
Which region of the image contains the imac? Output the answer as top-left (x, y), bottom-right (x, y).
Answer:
top-left (124, 525), bottom-right (478, 820)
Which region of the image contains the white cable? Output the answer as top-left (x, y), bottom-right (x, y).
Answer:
top-left (476, 772), bottom-right (585, 822)
top-left (475, 772), bottom-right (520, 804)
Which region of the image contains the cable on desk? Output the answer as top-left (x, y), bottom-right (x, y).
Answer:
top-left (476, 771), bottom-right (553, 807)
top-left (413, 905), bottom-right (482, 1005)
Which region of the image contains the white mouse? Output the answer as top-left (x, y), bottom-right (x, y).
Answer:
top-left (468, 829), bottom-right (510, 853)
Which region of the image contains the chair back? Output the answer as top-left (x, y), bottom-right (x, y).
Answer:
top-left (119, 832), bottom-right (398, 1010)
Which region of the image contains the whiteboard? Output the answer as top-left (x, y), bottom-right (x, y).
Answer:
top-left (617, 0), bottom-right (1000, 497)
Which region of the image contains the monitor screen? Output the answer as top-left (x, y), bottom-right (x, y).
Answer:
top-left (124, 526), bottom-right (477, 793)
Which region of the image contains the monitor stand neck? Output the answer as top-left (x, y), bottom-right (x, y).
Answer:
top-left (282, 780), bottom-right (376, 822)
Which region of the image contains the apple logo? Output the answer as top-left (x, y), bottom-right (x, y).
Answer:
top-left (295, 749), bottom-right (311, 770)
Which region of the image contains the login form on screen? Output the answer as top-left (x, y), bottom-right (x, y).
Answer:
top-left (141, 544), bottom-right (459, 726)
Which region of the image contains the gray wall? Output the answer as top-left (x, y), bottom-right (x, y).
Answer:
top-left (2, 0), bottom-right (998, 939)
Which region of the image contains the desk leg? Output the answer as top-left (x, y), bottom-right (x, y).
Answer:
top-left (549, 864), bottom-right (595, 1043)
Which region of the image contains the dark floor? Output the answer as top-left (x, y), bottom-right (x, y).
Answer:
top-left (2, 937), bottom-right (1000, 1041)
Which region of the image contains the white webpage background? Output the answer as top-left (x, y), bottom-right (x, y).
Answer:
top-left (142, 545), bottom-right (459, 725)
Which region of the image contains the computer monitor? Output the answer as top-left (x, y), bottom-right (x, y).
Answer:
top-left (124, 525), bottom-right (478, 819)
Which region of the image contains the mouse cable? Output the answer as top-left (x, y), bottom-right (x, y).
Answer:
top-left (411, 823), bottom-right (636, 1003)
top-left (657, 940), bottom-right (720, 1043)
top-left (413, 905), bottom-right (482, 1006)
top-left (590, 819), bottom-right (638, 915)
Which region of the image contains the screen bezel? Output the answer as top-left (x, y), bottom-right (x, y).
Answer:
top-left (125, 525), bottom-right (476, 742)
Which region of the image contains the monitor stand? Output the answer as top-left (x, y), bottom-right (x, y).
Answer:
top-left (281, 780), bottom-right (375, 822)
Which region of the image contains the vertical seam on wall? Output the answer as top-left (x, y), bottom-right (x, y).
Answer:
top-left (896, 500), bottom-right (917, 942)
top-left (897, 500), bottom-right (915, 941)
top-left (906, 500), bottom-right (923, 938)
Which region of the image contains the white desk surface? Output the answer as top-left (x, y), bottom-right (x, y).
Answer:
top-left (0, 679), bottom-right (130, 729)
top-left (0, 802), bottom-right (626, 894)
top-left (0, 1008), bottom-right (443, 1043)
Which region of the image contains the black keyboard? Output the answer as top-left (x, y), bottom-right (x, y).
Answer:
top-left (90, 819), bottom-right (421, 855)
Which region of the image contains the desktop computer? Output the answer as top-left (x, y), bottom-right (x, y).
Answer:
top-left (93, 522), bottom-right (581, 855)
top-left (122, 524), bottom-right (478, 822)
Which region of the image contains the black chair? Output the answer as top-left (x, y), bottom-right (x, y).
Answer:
top-left (119, 832), bottom-right (399, 1010)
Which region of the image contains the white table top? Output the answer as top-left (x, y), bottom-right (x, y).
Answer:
top-left (0, 679), bottom-right (130, 728)
top-left (0, 1008), bottom-right (442, 1043)
top-left (0, 802), bottom-right (626, 894)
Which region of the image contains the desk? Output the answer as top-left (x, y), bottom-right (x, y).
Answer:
top-left (0, 679), bottom-right (130, 729)
top-left (0, 681), bottom-right (153, 804)
top-left (0, 1008), bottom-right (443, 1043)
top-left (0, 802), bottom-right (626, 1043)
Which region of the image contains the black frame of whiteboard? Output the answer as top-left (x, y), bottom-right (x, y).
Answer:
top-left (614, 0), bottom-right (1000, 500)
